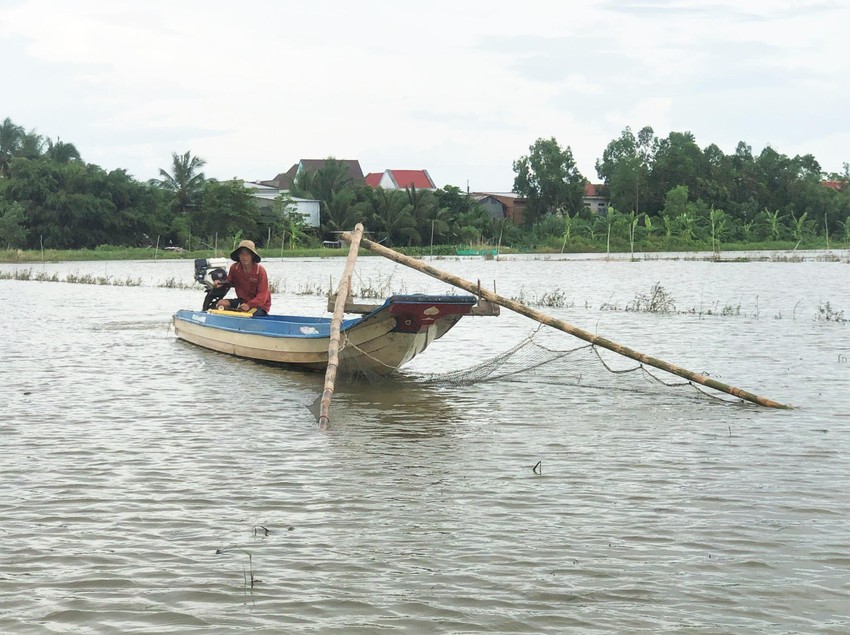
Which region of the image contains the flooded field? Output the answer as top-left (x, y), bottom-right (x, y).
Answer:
top-left (1, 251), bottom-right (848, 633)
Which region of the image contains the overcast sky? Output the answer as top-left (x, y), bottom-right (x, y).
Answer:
top-left (2, 0), bottom-right (848, 191)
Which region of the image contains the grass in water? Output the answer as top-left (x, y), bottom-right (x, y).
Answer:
top-left (817, 301), bottom-right (846, 322)
top-left (626, 282), bottom-right (676, 313)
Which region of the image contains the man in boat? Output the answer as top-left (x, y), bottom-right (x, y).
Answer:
top-left (215, 239), bottom-right (272, 316)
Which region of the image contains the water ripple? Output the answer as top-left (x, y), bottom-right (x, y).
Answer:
top-left (1, 261), bottom-right (848, 633)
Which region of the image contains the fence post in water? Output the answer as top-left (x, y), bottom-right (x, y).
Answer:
top-left (318, 223), bottom-right (365, 429)
top-left (342, 231), bottom-right (792, 410)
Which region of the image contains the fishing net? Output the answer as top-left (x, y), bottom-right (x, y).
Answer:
top-left (414, 328), bottom-right (740, 405)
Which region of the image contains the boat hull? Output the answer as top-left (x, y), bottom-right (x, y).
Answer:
top-left (172, 294), bottom-right (477, 375)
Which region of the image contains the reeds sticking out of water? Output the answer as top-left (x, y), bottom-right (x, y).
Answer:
top-left (0, 268), bottom-right (143, 286)
top-left (2, 268), bottom-right (844, 323)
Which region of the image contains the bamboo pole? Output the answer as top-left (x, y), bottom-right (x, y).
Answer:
top-left (342, 232), bottom-right (792, 409)
top-left (318, 224), bottom-right (365, 429)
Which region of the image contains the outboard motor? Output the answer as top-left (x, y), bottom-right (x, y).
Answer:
top-left (194, 257), bottom-right (231, 310)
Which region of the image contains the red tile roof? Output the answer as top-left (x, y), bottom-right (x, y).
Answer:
top-left (585, 183), bottom-right (604, 197)
top-left (364, 172), bottom-right (382, 187)
top-left (388, 170), bottom-right (435, 189)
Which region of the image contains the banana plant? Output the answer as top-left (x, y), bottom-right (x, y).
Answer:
top-left (790, 211), bottom-right (809, 245)
top-left (759, 208), bottom-right (784, 241)
top-left (560, 211), bottom-right (575, 252)
top-left (709, 207), bottom-right (728, 253)
top-left (626, 210), bottom-right (639, 256)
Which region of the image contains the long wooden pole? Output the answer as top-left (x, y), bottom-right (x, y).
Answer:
top-left (343, 232), bottom-right (791, 409)
top-left (318, 223), bottom-right (365, 429)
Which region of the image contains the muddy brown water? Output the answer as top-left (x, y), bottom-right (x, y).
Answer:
top-left (1, 252), bottom-right (848, 633)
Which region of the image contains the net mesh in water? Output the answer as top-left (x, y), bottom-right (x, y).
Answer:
top-left (414, 330), bottom-right (739, 404)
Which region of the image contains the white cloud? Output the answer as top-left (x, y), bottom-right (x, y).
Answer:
top-left (2, 0), bottom-right (848, 188)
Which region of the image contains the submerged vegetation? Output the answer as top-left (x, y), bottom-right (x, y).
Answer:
top-left (0, 267), bottom-right (143, 287)
top-left (2, 266), bottom-right (844, 323)
top-left (817, 301), bottom-right (846, 323)
top-left (626, 282), bottom-right (676, 314)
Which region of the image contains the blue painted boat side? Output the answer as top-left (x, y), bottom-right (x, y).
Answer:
top-left (173, 309), bottom-right (361, 339)
top-left (172, 294), bottom-right (477, 340)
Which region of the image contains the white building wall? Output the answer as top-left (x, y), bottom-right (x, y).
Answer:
top-left (245, 181), bottom-right (321, 228)
top-left (292, 198), bottom-right (321, 228)
top-left (378, 171), bottom-right (396, 189)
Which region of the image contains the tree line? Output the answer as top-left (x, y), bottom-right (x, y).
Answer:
top-left (0, 117), bottom-right (501, 251)
top-left (512, 130), bottom-right (850, 250)
top-left (1, 116), bottom-right (849, 253)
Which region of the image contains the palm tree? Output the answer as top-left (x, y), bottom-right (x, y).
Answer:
top-left (291, 157), bottom-right (352, 203)
top-left (358, 188), bottom-right (418, 246)
top-left (407, 186), bottom-right (449, 244)
top-left (322, 189), bottom-right (358, 235)
top-left (150, 151), bottom-right (207, 215)
top-left (453, 201), bottom-right (495, 244)
top-left (0, 117), bottom-right (25, 177)
top-left (45, 138), bottom-right (81, 163)
top-left (19, 130), bottom-right (45, 159)
top-left (289, 168), bottom-right (318, 199)
top-left (290, 158), bottom-right (359, 237)
top-left (313, 158), bottom-right (353, 201)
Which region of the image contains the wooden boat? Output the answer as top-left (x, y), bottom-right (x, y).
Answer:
top-left (172, 294), bottom-right (497, 376)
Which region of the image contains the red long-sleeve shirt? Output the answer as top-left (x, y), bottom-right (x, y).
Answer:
top-left (226, 262), bottom-right (272, 313)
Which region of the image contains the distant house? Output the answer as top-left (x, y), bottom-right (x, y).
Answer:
top-left (473, 185), bottom-right (605, 224)
top-left (243, 181), bottom-right (321, 229)
top-left (261, 159), bottom-right (366, 190)
top-left (472, 192), bottom-right (526, 224)
top-left (364, 169), bottom-right (436, 190)
top-left (822, 180), bottom-right (846, 191)
top-left (583, 183), bottom-right (608, 214)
